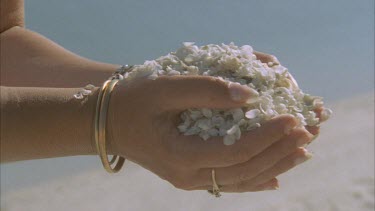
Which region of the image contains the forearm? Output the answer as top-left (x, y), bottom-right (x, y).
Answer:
top-left (1, 26), bottom-right (120, 88)
top-left (0, 86), bottom-right (100, 162)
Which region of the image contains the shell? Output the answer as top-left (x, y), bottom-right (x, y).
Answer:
top-left (73, 93), bottom-right (84, 99)
top-left (245, 109), bottom-right (261, 119)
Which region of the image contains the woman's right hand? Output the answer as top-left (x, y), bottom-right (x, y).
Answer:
top-left (107, 74), bottom-right (314, 192)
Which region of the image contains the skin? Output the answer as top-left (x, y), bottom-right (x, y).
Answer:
top-left (0, 0), bottom-right (324, 192)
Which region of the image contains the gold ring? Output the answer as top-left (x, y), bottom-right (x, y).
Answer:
top-left (207, 169), bottom-right (221, 197)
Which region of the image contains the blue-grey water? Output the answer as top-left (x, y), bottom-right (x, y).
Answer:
top-left (24, 0), bottom-right (374, 101)
top-left (1, 0), bottom-right (374, 196)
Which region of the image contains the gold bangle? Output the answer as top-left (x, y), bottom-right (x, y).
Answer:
top-left (95, 78), bottom-right (125, 173)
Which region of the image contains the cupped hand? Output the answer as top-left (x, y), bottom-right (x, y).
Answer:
top-left (105, 52), bottom-right (319, 192)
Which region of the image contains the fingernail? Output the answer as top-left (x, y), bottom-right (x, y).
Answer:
top-left (246, 97), bottom-right (260, 104)
top-left (228, 82), bottom-right (258, 102)
top-left (294, 148), bottom-right (313, 166)
top-left (296, 133), bottom-right (314, 146)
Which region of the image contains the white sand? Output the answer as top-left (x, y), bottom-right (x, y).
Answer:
top-left (1, 93), bottom-right (374, 211)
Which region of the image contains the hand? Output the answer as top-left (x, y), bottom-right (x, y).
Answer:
top-left (106, 51), bottom-right (320, 193)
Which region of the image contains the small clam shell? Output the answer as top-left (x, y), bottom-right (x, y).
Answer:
top-left (246, 122), bottom-right (261, 130)
top-left (196, 119), bottom-right (212, 130)
top-left (168, 70), bottom-right (181, 76)
top-left (245, 109), bottom-right (261, 119)
top-left (211, 115), bottom-right (225, 126)
top-left (320, 108), bottom-right (333, 122)
top-left (223, 134), bottom-right (236, 145)
top-left (199, 131), bottom-right (210, 140)
top-left (295, 113), bottom-right (307, 126)
top-left (177, 124), bottom-right (188, 132)
top-left (275, 87), bottom-right (292, 96)
top-left (81, 89), bottom-right (92, 96)
top-left (226, 124), bottom-right (240, 135)
top-left (201, 108), bottom-right (213, 118)
top-left (286, 72), bottom-right (299, 90)
top-left (189, 110), bottom-right (203, 120)
top-left (184, 126), bottom-right (200, 135)
top-left (73, 93), bottom-right (84, 99)
top-left (208, 128), bottom-right (219, 136)
top-left (84, 84), bottom-right (95, 90)
top-left (230, 108), bottom-right (244, 122)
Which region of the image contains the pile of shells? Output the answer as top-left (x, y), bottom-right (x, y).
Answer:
top-left (121, 42), bottom-right (332, 145)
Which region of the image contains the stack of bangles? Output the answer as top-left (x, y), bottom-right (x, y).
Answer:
top-left (94, 65), bottom-right (133, 173)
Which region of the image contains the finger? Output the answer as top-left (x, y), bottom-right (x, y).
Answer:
top-left (305, 126), bottom-right (320, 146)
top-left (305, 125), bottom-right (320, 135)
top-left (305, 107), bottom-right (324, 136)
top-left (314, 107), bottom-right (332, 123)
top-left (168, 114), bottom-right (299, 168)
top-left (154, 75), bottom-right (258, 110)
top-left (193, 128), bottom-right (313, 187)
top-left (243, 147), bottom-right (312, 187)
top-left (248, 177), bottom-right (279, 192)
top-left (195, 178), bottom-right (279, 192)
top-left (253, 51), bottom-right (280, 65)
top-left (314, 107), bottom-right (324, 120)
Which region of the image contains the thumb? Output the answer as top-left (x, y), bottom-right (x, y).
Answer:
top-left (253, 51), bottom-right (280, 65)
top-left (156, 75), bottom-right (259, 109)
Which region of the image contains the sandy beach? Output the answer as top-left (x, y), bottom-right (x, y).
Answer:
top-left (1, 93), bottom-right (374, 211)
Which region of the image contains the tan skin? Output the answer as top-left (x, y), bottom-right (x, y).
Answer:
top-left (1, 0), bottom-right (323, 192)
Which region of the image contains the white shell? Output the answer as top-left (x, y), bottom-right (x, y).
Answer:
top-left (201, 108), bottom-right (213, 118)
top-left (245, 109), bottom-right (261, 119)
top-left (81, 89), bottom-right (92, 96)
top-left (230, 108), bottom-right (244, 122)
top-left (223, 134), bottom-right (236, 145)
top-left (84, 84), bottom-right (95, 90)
top-left (320, 108), bottom-right (333, 122)
top-left (226, 124), bottom-right (240, 135)
top-left (73, 93), bottom-right (84, 99)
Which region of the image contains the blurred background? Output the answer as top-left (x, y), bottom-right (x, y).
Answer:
top-left (1, 0), bottom-right (374, 210)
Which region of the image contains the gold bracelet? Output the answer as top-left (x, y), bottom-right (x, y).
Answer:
top-left (95, 78), bottom-right (125, 173)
